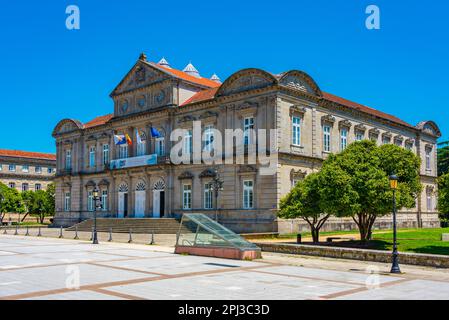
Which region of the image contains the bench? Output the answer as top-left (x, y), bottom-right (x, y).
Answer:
top-left (326, 237), bottom-right (356, 243)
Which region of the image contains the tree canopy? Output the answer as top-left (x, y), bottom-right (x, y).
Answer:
top-left (438, 173), bottom-right (449, 223)
top-left (438, 141), bottom-right (449, 176)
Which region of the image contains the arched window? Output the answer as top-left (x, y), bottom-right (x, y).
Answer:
top-left (137, 130), bottom-right (147, 157)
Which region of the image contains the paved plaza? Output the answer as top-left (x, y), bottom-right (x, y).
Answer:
top-left (0, 235), bottom-right (448, 300)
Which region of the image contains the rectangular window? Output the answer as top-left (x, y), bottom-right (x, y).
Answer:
top-left (184, 130), bottom-right (193, 154)
top-left (323, 125), bottom-right (331, 152)
top-left (35, 184), bottom-right (42, 191)
top-left (35, 166), bottom-right (42, 174)
top-left (87, 191), bottom-right (94, 212)
top-left (427, 193), bottom-right (432, 212)
top-left (47, 168), bottom-right (53, 174)
top-left (103, 144), bottom-right (110, 165)
top-left (183, 184), bottom-right (192, 210)
top-left (292, 116), bottom-right (301, 146)
top-left (244, 117), bottom-right (255, 145)
top-left (101, 190), bottom-right (108, 211)
top-left (405, 143), bottom-right (413, 151)
top-left (204, 125), bottom-right (215, 152)
top-left (9, 164), bottom-right (16, 172)
top-left (65, 150), bottom-right (72, 170)
top-left (9, 182), bottom-right (15, 189)
top-left (355, 132), bottom-right (364, 141)
top-left (382, 137), bottom-right (391, 145)
top-left (22, 183), bottom-right (29, 192)
top-left (64, 192), bottom-right (71, 212)
top-left (340, 129), bottom-right (348, 151)
top-left (156, 137), bottom-right (165, 157)
top-left (137, 139), bottom-right (146, 157)
top-left (22, 165), bottom-right (29, 173)
top-left (119, 144), bottom-right (128, 159)
top-left (426, 149), bottom-right (431, 170)
top-left (89, 146), bottom-right (96, 167)
top-left (204, 183), bottom-right (213, 209)
top-left (243, 180), bottom-right (254, 209)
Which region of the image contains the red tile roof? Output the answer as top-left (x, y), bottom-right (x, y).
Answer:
top-left (155, 64), bottom-right (221, 89)
top-left (322, 92), bottom-right (413, 128)
top-left (0, 150), bottom-right (56, 161)
top-left (84, 114), bottom-right (113, 129)
top-left (182, 87), bottom-right (219, 106)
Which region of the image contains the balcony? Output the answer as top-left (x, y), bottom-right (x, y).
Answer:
top-left (109, 154), bottom-right (158, 170)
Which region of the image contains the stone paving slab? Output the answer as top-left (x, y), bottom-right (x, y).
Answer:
top-left (1, 234), bottom-right (449, 300)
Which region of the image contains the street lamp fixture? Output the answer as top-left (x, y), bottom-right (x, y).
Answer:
top-left (389, 173), bottom-right (401, 274)
top-left (209, 169), bottom-right (224, 222)
top-left (92, 187), bottom-right (101, 245)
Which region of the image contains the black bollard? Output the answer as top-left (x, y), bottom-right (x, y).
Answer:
top-left (297, 234), bottom-right (302, 244)
top-left (74, 226), bottom-right (79, 240)
top-left (25, 227), bottom-right (29, 236)
top-left (14, 225), bottom-right (18, 236)
top-left (128, 229), bottom-right (133, 243)
top-left (108, 228), bottom-right (113, 242)
top-left (59, 226), bottom-right (63, 239)
top-left (3, 227), bottom-right (7, 235)
top-left (90, 227), bottom-right (93, 241)
top-left (150, 230), bottom-right (155, 245)
top-left (37, 227), bottom-right (42, 237)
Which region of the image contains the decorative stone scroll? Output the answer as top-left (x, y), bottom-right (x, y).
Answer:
top-left (338, 120), bottom-right (352, 129)
top-left (289, 105), bottom-right (307, 116)
top-left (178, 171), bottom-right (194, 180)
top-left (321, 114), bottom-right (336, 126)
top-left (290, 169), bottom-right (307, 180)
top-left (199, 169), bottom-right (217, 178)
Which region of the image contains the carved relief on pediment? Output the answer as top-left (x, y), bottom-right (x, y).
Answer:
top-left (178, 171), bottom-right (194, 180)
top-left (290, 169), bottom-right (307, 180)
top-left (290, 105), bottom-right (307, 116)
top-left (221, 75), bottom-right (273, 96)
top-left (238, 165), bottom-right (257, 174)
top-left (321, 114), bottom-right (336, 125)
top-left (339, 120), bottom-right (352, 129)
top-left (114, 64), bottom-right (167, 96)
top-left (281, 75), bottom-right (313, 93)
top-left (354, 124), bottom-right (367, 132)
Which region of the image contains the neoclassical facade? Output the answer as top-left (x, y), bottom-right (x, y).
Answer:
top-left (0, 150), bottom-right (56, 192)
top-left (52, 53), bottom-right (441, 233)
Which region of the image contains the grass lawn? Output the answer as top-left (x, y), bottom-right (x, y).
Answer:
top-left (270, 228), bottom-right (449, 256)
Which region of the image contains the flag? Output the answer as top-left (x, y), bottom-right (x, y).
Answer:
top-left (151, 127), bottom-right (162, 138)
top-left (125, 134), bottom-right (133, 146)
top-left (114, 135), bottom-right (127, 145)
top-left (136, 130), bottom-right (143, 144)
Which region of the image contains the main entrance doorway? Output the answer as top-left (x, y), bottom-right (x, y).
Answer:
top-left (118, 183), bottom-right (129, 218)
top-left (152, 180), bottom-right (166, 218)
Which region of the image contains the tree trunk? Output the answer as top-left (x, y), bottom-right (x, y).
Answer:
top-left (353, 213), bottom-right (377, 242)
top-left (311, 228), bottom-right (319, 243)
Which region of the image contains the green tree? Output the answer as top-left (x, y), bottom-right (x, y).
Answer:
top-left (0, 182), bottom-right (25, 223)
top-left (438, 173), bottom-right (449, 224)
top-left (438, 141), bottom-right (449, 176)
top-left (20, 184), bottom-right (55, 224)
top-left (320, 140), bottom-right (421, 242)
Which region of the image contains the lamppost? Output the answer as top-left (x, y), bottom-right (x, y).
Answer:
top-left (92, 187), bottom-right (102, 245)
top-left (209, 169), bottom-right (224, 222)
top-left (389, 173), bottom-right (401, 274)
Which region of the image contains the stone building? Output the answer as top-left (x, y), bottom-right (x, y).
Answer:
top-left (52, 53), bottom-right (441, 233)
top-left (0, 150), bottom-right (56, 192)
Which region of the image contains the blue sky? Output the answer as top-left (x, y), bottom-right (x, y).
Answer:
top-left (0, 0), bottom-right (448, 153)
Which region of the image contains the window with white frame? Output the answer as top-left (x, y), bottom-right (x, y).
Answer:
top-left (183, 184), bottom-right (192, 210)
top-left (426, 190), bottom-right (433, 212)
top-left (184, 130), bottom-right (193, 154)
top-left (405, 142), bottom-right (413, 151)
top-left (22, 183), bottom-right (29, 192)
top-left (48, 167), bottom-right (53, 174)
top-left (8, 182), bottom-right (15, 189)
top-left (65, 150), bottom-right (72, 170)
top-left (292, 116), bottom-right (301, 146)
top-left (204, 183), bottom-right (213, 209)
top-left (323, 125), bottom-right (331, 152)
top-left (87, 191), bottom-right (94, 212)
top-left (119, 144), bottom-right (128, 159)
top-left (64, 192), bottom-right (71, 212)
top-left (101, 190), bottom-right (108, 211)
top-left (22, 165), bottom-right (29, 173)
top-left (243, 180), bottom-right (254, 209)
top-left (355, 132), bottom-right (364, 141)
top-left (35, 166), bottom-right (42, 174)
top-left (155, 137), bottom-right (165, 157)
top-left (244, 117), bottom-right (255, 146)
top-left (382, 136), bottom-right (391, 145)
top-left (89, 146), bottom-right (96, 167)
top-left (103, 144), bottom-right (110, 165)
top-left (9, 164), bottom-right (16, 172)
top-left (340, 128), bottom-right (348, 151)
top-left (35, 184), bottom-right (42, 191)
top-left (204, 125), bottom-right (215, 152)
top-left (425, 149), bottom-right (431, 171)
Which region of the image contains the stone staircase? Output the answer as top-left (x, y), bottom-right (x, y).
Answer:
top-left (66, 218), bottom-right (191, 234)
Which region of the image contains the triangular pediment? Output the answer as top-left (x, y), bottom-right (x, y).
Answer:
top-left (110, 61), bottom-right (172, 97)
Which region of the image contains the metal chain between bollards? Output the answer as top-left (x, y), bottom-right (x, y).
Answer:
top-left (128, 229), bottom-right (133, 243)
